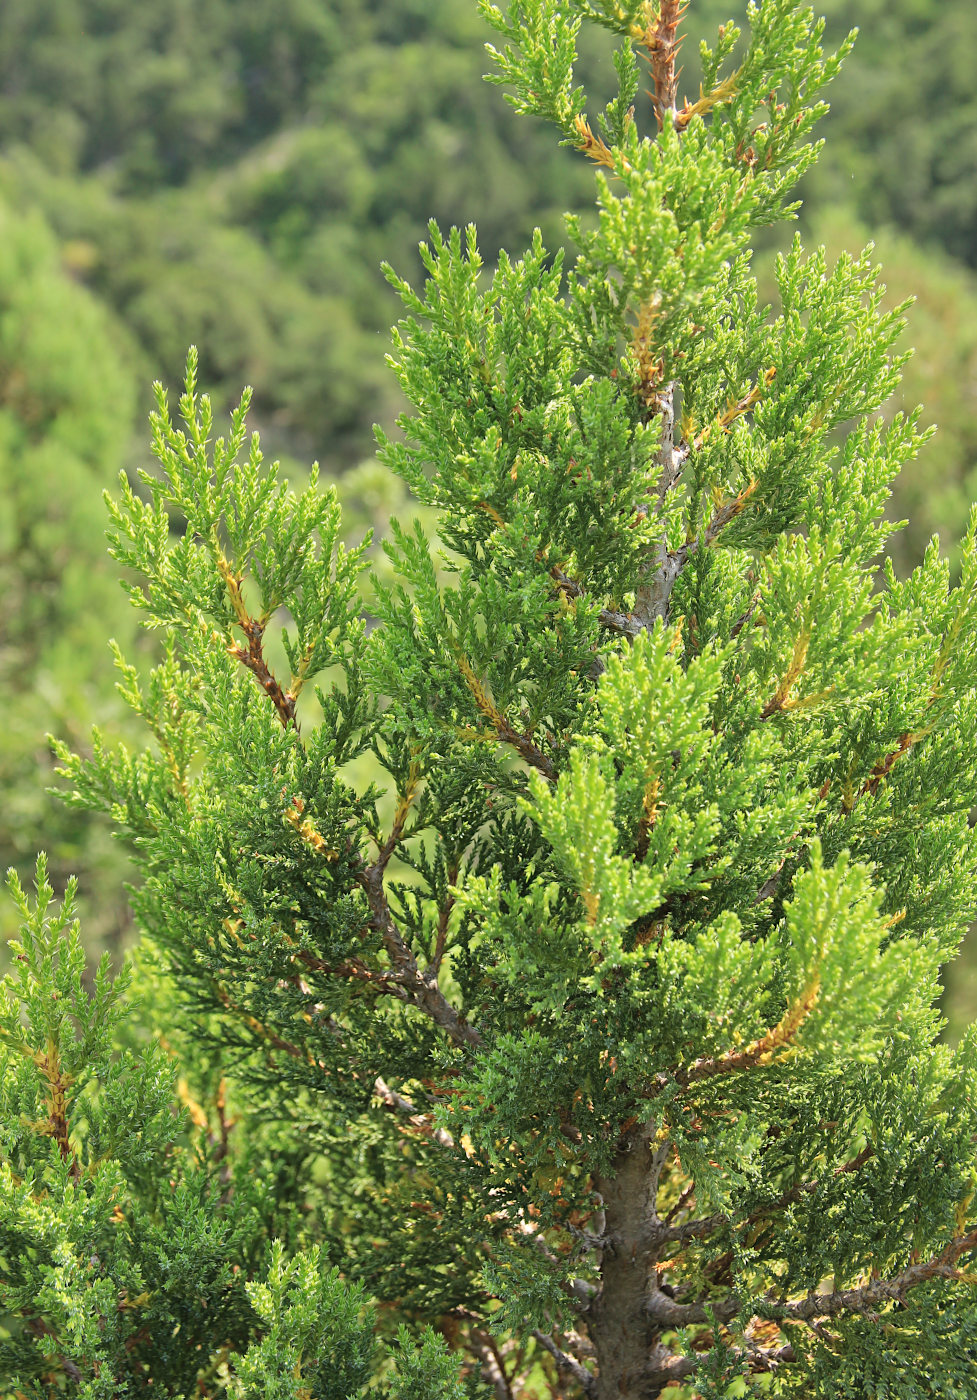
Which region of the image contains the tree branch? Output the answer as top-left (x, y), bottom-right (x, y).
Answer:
top-left (673, 979), bottom-right (819, 1087)
top-left (638, 0), bottom-right (686, 127)
top-left (641, 1221), bottom-right (977, 1380)
top-left (729, 590), bottom-right (761, 640)
top-left (778, 1226), bottom-right (977, 1323)
top-left (356, 857), bottom-right (482, 1048)
top-left (469, 1329), bottom-right (516, 1400)
top-left (372, 1076), bottom-right (457, 1150)
top-left (215, 558), bottom-right (299, 728)
top-left (227, 621), bottom-right (297, 728)
top-left (663, 1144), bottom-right (876, 1245)
top-left (532, 1329), bottom-right (598, 1398)
top-left (645, 1343), bottom-right (698, 1388)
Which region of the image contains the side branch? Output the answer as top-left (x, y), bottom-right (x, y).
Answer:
top-left (42, 1042), bottom-right (80, 1183)
top-left (640, 982), bottom-right (820, 1105)
top-left (666, 1143), bottom-right (876, 1245)
top-left (227, 621), bottom-right (298, 727)
top-left (356, 858), bottom-right (482, 1049)
top-left (214, 558), bottom-right (298, 727)
top-left (643, 1222), bottom-right (977, 1380)
top-left (780, 1226), bottom-right (977, 1323)
top-left (633, 478), bottom-right (756, 630)
top-left (373, 1076), bottom-right (457, 1150)
top-left (680, 979), bottom-right (818, 1085)
top-left (452, 643), bottom-right (556, 781)
top-left (532, 1330), bottom-right (597, 1398)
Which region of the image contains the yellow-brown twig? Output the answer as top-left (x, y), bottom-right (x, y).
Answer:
top-left (761, 626), bottom-right (812, 720)
top-left (572, 114), bottom-right (620, 170)
top-left (682, 978), bottom-right (819, 1085)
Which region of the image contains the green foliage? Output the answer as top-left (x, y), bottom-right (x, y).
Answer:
top-left (789, 208), bottom-right (977, 575)
top-left (0, 856), bottom-right (257, 1395)
top-left (228, 1243), bottom-right (465, 1400)
top-left (4, 0), bottom-right (977, 1396)
top-left (0, 860), bottom-right (465, 1397)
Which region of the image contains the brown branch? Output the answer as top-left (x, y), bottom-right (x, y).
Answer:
top-left (469, 1330), bottom-right (516, 1400)
top-left (704, 478), bottom-right (759, 546)
top-left (452, 643), bottom-right (557, 782)
top-left (222, 816), bottom-right (479, 1052)
top-left (356, 858), bottom-right (482, 1049)
top-left (634, 480), bottom-right (758, 629)
top-left (760, 624), bottom-right (811, 720)
top-left (664, 1176), bottom-right (697, 1226)
top-left (215, 556), bottom-right (298, 728)
top-left (42, 1041), bottom-right (80, 1183)
top-left (753, 857), bottom-right (789, 906)
top-left (680, 373), bottom-right (773, 469)
top-left (214, 983), bottom-right (324, 1067)
top-left (729, 591), bottom-right (761, 640)
top-left (666, 1144), bottom-right (876, 1245)
top-left (532, 1329), bottom-right (597, 1398)
top-left (645, 1343), bottom-right (698, 1387)
top-left (646, 1333), bottom-right (794, 1392)
top-left (374, 755), bottom-right (422, 875)
top-left (742, 1340), bottom-right (797, 1371)
top-left (373, 1076), bottom-right (457, 1150)
top-left (645, 1221), bottom-right (977, 1373)
top-left (212, 1078), bottom-right (233, 1166)
top-left (843, 729), bottom-right (922, 815)
top-left (678, 980), bottom-right (818, 1086)
top-left (429, 876), bottom-right (457, 976)
top-left (227, 620), bottom-right (297, 728)
top-left (780, 1226), bottom-right (977, 1323)
top-left (24, 1318), bottom-right (84, 1385)
top-left (295, 948), bottom-right (414, 1001)
top-left (645, 1284), bottom-right (742, 1329)
top-left (515, 1219), bottom-right (596, 1311)
top-left (552, 461), bottom-right (757, 640)
top-left (636, 0), bottom-right (687, 127)
top-left (495, 715), bottom-right (557, 783)
top-left (633, 539), bottom-right (695, 630)
top-left (550, 567), bottom-right (643, 640)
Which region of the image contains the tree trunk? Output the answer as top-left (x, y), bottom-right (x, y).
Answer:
top-left (590, 1123), bottom-right (665, 1400)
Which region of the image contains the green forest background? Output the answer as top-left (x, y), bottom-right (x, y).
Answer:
top-left (2, 0), bottom-right (976, 1027)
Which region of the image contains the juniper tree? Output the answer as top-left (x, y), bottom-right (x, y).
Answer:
top-left (23, 0), bottom-right (977, 1394)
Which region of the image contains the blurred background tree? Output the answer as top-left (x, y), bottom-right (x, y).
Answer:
top-left (0, 197), bottom-right (140, 949)
top-left (0, 0), bottom-right (975, 1018)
